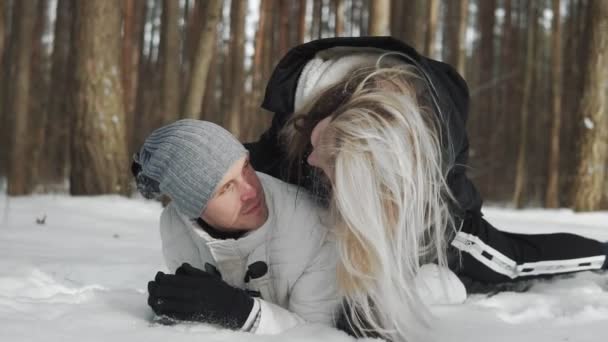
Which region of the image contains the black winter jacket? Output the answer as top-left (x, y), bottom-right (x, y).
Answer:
top-left (245, 36), bottom-right (482, 219)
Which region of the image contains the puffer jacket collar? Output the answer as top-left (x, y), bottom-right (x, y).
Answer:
top-left (185, 185), bottom-right (275, 262)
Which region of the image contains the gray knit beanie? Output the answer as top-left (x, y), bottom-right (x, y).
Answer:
top-left (133, 119), bottom-right (247, 218)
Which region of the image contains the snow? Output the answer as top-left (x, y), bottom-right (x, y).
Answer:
top-left (1, 194), bottom-right (607, 341)
top-left (584, 117), bottom-right (595, 130)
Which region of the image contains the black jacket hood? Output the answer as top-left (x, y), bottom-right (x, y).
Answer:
top-left (261, 36), bottom-right (470, 157)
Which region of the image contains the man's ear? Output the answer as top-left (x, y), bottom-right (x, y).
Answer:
top-left (131, 152), bottom-right (142, 178)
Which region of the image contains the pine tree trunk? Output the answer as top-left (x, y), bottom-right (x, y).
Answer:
top-left (183, 0), bottom-right (222, 119)
top-left (122, 0), bottom-right (146, 156)
top-left (390, 0), bottom-right (403, 40)
top-left (334, 0), bottom-right (344, 36)
top-left (134, 0), bottom-right (162, 150)
top-left (406, 1), bottom-right (427, 52)
top-left (572, 0), bottom-right (608, 211)
top-left (201, 0), bottom-right (221, 125)
top-left (159, 0), bottom-right (180, 124)
top-left (132, 0), bottom-right (153, 151)
top-left (443, 0), bottom-right (468, 76)
top-left (250, 0), bottom-right (267, 123)
top-left (122, 0), bottom-right (136, 121)
top-left (368, 0), bottom-right (389, 36)
top-left (43, 0), bottom-right (74, 185)
top-left (0, 0), bottom-right (5, 95)
top-left (475, 0), bottom-right (496, 198)
top-left (396, 1), bottom-right (415, 44)
top-left (425, 0), bottom-right (439, 58)
top-left (262, 0), bottom-right (274, 98)
top-left (0, 0), bottom-right (7, 178)
top-left (512, 1), bottom-right (537, 208)
top-left (182, 0), bottom-right (201, 81)
top-left (360, 0), bottom-right (369, 36)
top-left (70, 0), bottom-right (129, 195)
top-left (559, 0), bottom-right (586, 206)
top-left (545, 0), bottom-right (562, 208)
top-left (531, 2), bottom-right (552, 204)
top-left (6, 0), bottom-right (36, 195)
top-left (278, 0), bottom-right (289, 57)
top-left (311, 0), bottom-right (322, 39)
top-left (298, 0), bottom-right (307, 43)
top-left (496, 0), bottom-right (514, 201)
top-left (29, 0), bottom-right (50, 191)
top-left (225, 0), bottom-right (247, 139)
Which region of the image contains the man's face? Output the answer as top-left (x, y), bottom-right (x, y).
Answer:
top-left (201, 155), bottom-right (268, 231)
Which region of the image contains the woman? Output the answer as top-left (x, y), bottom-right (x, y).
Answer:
top-left (245, 37), bottom-right (608, 341)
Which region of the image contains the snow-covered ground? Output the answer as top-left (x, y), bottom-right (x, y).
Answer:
top-left (1, 194), bottom-right (607, 341)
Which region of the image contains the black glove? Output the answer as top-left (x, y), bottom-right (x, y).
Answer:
top-left (147, 263), bottom-right (254, 330)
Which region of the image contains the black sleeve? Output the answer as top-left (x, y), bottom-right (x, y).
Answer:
top-left (451, 211), bottom-right (607, 284)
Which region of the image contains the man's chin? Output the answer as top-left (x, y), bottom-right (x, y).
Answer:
top-left (253, 205), bottom-right (269, 227)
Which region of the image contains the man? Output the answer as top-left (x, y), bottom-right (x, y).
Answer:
top-left (132, 119), bottom-right (338, 334)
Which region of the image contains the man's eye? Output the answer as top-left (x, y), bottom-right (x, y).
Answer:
top-left (218, 183), bottom-right (233, 196)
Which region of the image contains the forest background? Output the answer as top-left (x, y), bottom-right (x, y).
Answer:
top-left (1, 0), bottom-right (606, 211)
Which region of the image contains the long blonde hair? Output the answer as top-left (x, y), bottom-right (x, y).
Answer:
top-left (284, 62), bottom-right (456, 341)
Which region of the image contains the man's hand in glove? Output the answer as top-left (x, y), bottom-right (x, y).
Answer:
top-left (147, 263), bottom-right (254, 330)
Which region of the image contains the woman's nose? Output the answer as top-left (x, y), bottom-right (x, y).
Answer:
top-left (307, 148), bottom-right (319, 167)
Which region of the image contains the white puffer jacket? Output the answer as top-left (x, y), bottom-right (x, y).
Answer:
top-left (159, 172), bottom-right (339, 334)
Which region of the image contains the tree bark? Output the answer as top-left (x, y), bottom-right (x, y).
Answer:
top-left (278, 0), bottom-right (289, 57)
top-left (225, 0), bottom-right (247, 139)
top-left (6, 0), bottom-right (36, 195)
top-left (250, 0), bottom-right (267, 123)
top-left (298, 0), bottom-right (307, 43)
top-left (182, 0), bottom-right (201, 79)
top-left (559, 0), bottom-right (586, 206)
top-left (407, 1), bottom-right (427, 52)
top-left (0, 0), bottom-right (7, 177)
top-left (159, 0), bottom-right (180, 124)
top-left (443, 0), bottom-right (468, 76)
top-left (572, 0), bottom-right (608, 211)
top-left (475, 0), bottom-right (496, 197)
top-left (311, 0), bottom-right (322, 39)
top-left (70, 0), bottom-right (129, 195)
top-left (512, 1), bottom-right (537, 208)
top-left (545, 0), bottom-right (562, 208)
top-left (183, 0), bottom-right (222, 119)
top-left (122, 0), bottom-right (136, 118)
top-left (334, 0), bottom-right (344, 37)
top-left (390, 0), bottom-right (403, 40)
top-left (43, 0), bottom-right (75, 186)
top-left (368, 0), bottom-right (389, 36)
top-left (28, 0), bottom-right (50, 190)
top-left (122, 0), bottom-right (146, 156)
top-left (495, 0), bottom-right (515, 201)
top-left (425, 0), bottom-right (439, 58)
top-left (262, 0), bottom-right (274, 96)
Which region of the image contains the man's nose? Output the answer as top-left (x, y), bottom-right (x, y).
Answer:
top-left (240, 180), bottom-right (256, 201)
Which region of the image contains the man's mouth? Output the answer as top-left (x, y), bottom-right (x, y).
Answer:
top-left (243, 197), bottom-right (261, 215)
